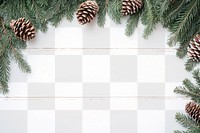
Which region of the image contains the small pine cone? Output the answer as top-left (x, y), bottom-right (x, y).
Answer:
top-left (121, 0), bottom-right (143, 16)
top-left (185, 102), bottom-right (200, 123)
top-left (10, 18), bottom-right (35, 41)
top-left (187, 34), bottom-right (200, 62)
top-left (76, 0), bottom-right (99, 25)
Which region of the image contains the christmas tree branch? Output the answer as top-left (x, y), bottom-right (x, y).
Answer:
top-left (185, 60), bottom-right (199, 72)
top-left (0, 52), bottom-right (10, 94)
top-left (107, 0), bottom-right (122, 24)
top-left (141, 0), bottom-right (154, 38)
top-left (125, 12), bottom-right (140, 36)
top-left (174, 86), bottom-right (200, 102)
top-left (176, 42), bottom-right (188, 59)
top-left (168, 0), bottom-right (197, 46)
top-left (97, 0), bottom-right (107, 27)
top-left (175, 113), bottom-right (200, 129)
top-left (10, 45), bottom-right (31, 73)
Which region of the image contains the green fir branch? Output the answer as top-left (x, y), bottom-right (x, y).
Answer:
top-left (125, 12), bottom-right (140, 36)
top-left (175, 113), bottom-right (200, 129)
top-left (107, 0), bottom-right (122, 24)
top-left (161, 0), bottom-right (185, 27)
top-left (97, 0), bottom-right (107, 27)
top-left (174, 86), bottom-right (200, 103)
top-left (192, 69), bottom-right (200, 88)
top-left (185, 59), bottom-right (199, 72)
top-left (176, 41), bottom-right (189, 58)
top-left (0, 52), bottom-right (10, 94)
top-left (159, 0), bottom-right (170, 19)
top-left (141, 0), bottom-right (154, 38)
top-left (10, 45), bottom-right (31, 73)
top-left (168, 0), bottom-right (199, 46)
top-left (0, 81), bottom-right (9, 94)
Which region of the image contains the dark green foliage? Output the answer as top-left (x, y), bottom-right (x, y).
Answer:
top-left (107, 0), bottom-right (122, 24)
top-left (160, 0), bottom-right (200, 62)
top-left (0, 52), bottom-right (10, 94)
top-left (176, 42), bottom-right (188, 59)
top-left (175, 113), bottom-right (200, 129)
top-left (185, 60), bottom-right (199, 72)
top-left (48, 0), bottom-right (83, 26)
top-left (174, 113), bottom-right (200, 133)
top-left (174, 69), bottom-right (200, 132)
top-left (125, 0), bottom-right (163, 37)
top-left (96, 0), bottom-right (107, 27)
top-left (141, 0), bottom-right (162, 38)
top-left (125, 12), bottom-right (140, 36)
top-left (10, 47), bottom-right (31, 73)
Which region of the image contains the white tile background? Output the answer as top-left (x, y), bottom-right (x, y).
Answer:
top-left (0, 17), bottom-right (192, 133)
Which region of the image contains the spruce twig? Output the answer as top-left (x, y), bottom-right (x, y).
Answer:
top-left (10, 44), bottom-right (31, 73)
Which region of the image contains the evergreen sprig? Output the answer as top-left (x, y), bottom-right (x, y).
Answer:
top-left (10, 46), bottom-right (31, 73)
top-left (107, 0), bottom-right (122, 24)
top-left (175, 113), bottom-right (200, 130)
top-left (125, 12), bottom-right (140, 36)
top-left (174, 118), bottom-right (200, 133)
top-left (174, 69), bottom-right (200, 132)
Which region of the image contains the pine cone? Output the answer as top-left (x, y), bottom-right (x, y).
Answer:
top-left (10, 18), bottom-right (35, 41)
top-left (76, 0), bottom-right (99, 25)
top-left (187, 34), bottom-right (200, 62)
top-left (185, 102), bottom-right (200, 123)
top-left (121, 0), bottom-right (143, 16)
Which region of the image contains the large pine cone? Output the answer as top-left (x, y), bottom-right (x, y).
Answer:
top-left (10, 18), bottom-right (35, 41)
top-left (187, 34), bottom-right (200, 62)
top-left (185, 102), bottom-right (200, 123)
top-left (121, 0), bottom-right (143, 16)
top-left (76, 0), bottom-right (99, 25)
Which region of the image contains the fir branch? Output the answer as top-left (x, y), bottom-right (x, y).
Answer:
top-left (176, 42), bottom-right (189, 58)
top-left (27, 0), bottom-right (48, 32)
top-left (97, 0), bottom-right (107, 27)
top-left (47, 0), bottom-right (82, 26)
top-left (175, 113), bottom-right (200, 129)
top-left (182, 79), bottom-right (200, 94)
top-left (0, 35), bottom-right (9, 57)
top-left (125, 12), bottom-right (140, 36)
top-left (185, 59), bottom-right (198, 72)
top-left (168, 0), bottom-right (198, 46)
top-left (36, 0), bottom-right (48, 7)
top-left (161, 0), bottom-right (185, 27)
top-left (192, 69), bottom-right (200, 88)
top-left (10, 45), bottom-right (31, 73)
top-left (0, 52), bottom-right (10, 94)
top-left (141, 0), bottom-right (162, 38)
top-left (174, 86), bottom-right (200, 103)
top-left (174, 130), bottom-right (185, 133)
top-left (107, 0), bottom-right (122, 24)
top-left (141, 0), bottom-right (154, 38)
top-left (159, 0), bottom-right (171, 22)
top-left (175, 128), bottom-right (200, 133)
top-left (174, 131), bottom-right (186, 133)
top-left (0, 81), bottom-right (9, 94)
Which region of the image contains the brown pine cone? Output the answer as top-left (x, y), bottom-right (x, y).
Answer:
top-left (185, 102), bottom-right (200, 123)
top-left (121, 0), bottom-right (143, 16)
top-left (76, 0), bottom-right (99, 25)
top-left (187, 34), bottom-right (200, 62)
top-left (10, 18), bottom-right (35, 41)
